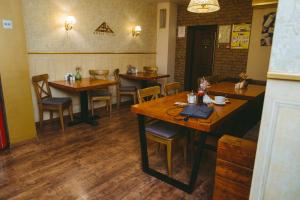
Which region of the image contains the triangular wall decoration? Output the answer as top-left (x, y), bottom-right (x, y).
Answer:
top-left (94, 22), bottom-right (115, 35)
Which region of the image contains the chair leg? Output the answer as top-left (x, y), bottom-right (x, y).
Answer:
top-left (59, 107), bottom-right (65, 132)
top-left (39, 110), bottom-right (43, 128)
top-left (117, 92), bottom-right (120, 109)
top-left (156, 143), bottom-right (161, 153)
top-left (68, 104), bottom-right (74, 121)
top-left (106, 100), bottom-right (109, 111)
top-left (166, 140), bottom-right (172, 176)
top-left (133, 93), bottom-right (137, 104)
top-left (109, 98), bottom-right (112, 118)
top-left (91, 99), bottom-right (94, 116)
top-left (50, 111), bottom-right (53, 122)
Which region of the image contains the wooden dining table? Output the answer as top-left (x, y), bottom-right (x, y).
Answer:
top-left (49, 78), bottom-right (117, 125)
top-left (207, 82), bottom-right (266, 136)
top-left (131, 92), bottom-right (247, 193)
top-left (207, 82), bottom-right (266, 100)
top-left (119, 72), bottom-right (170, 88)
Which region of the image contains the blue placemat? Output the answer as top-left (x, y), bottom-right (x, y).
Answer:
top-left (180, 104), bottom-right (214, 119)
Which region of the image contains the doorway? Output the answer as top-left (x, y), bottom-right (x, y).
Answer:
top-left (184, 25), bottom-right (217, 90)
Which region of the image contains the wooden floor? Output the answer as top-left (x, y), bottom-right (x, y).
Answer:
top-left (0, 105), bottom-right (216, 200)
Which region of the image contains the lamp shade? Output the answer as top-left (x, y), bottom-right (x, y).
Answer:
top-left (135, 25), bottom-right (142, 32)
top-left (65, 16), bottom-right (76, 25)
top-left (187, 0), bottom-right (220, 13)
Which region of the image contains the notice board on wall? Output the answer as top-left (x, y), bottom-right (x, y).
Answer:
top-left (231, 23), bottom-right (251, 49)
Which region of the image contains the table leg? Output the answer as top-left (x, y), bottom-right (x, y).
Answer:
top-left (137, 114), bottom-right (208, 193)
top-left (188, 133), bottom-right (207, 190)
top-left (140, 80), bottom-right (148, 88)
top-left (137, 115), bottom-right (149, 170)
top-left (68, 91), bottom-right (98, 126)
top-left (80, 91), bottom-right (89, 120)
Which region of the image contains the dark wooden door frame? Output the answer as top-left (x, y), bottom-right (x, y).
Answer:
top-left (184, 25), bottom-right (217, 90)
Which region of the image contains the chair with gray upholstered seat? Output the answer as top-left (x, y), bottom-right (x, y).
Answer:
top-left (137, 86), bottom-right (187, 176)
top-left (32, 74), bottom-right (74, 131)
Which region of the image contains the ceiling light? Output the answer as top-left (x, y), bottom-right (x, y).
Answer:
top-left (187, 0), bottom-right (220, 13)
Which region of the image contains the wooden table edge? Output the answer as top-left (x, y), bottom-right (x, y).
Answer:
top-left (49, 80), bottom-right (118, 92)
top-left (131, 94), bottom-right (248, 133)
top-left (119, 73), bottom-right (170, 80)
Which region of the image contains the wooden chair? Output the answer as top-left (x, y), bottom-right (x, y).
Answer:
top-left (197, 75), bottom-right (220, 87)
top-left (89, 70), bottom-right (112, 117)
top-left (32, 74), bottom-right (73, 131)
top-left (113, 69), bottom-right (137, 109)
top-left (143, 66), bottom-right (161, 88)
top-left (143, 66), bottom-right (158, 74)
top-left (137, 86), bottom-right (187, 176)
top-left (164, 82), bottom-right (181, 96)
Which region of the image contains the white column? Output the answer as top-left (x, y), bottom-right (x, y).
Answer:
top-left (156, 2), bottom-right (177, 81)
top-left (250, 0), bottom-right (300, 199)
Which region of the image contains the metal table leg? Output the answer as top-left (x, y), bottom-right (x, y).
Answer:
top-left (69, 91), bottom-right (99, 126)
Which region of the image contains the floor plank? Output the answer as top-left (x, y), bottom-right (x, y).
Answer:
top-left (0, 105), bottom-right (216, 200)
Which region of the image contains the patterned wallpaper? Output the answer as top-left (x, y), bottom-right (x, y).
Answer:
top-left (22, 0), bottom-right (158, 121)
top-left (22, 0), bottom-right (157, 53)
top-left (269, 0), bottom-right (300, 74)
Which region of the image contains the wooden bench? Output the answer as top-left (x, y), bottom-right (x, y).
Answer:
top-left (213, 135), bottom-right (257, 200)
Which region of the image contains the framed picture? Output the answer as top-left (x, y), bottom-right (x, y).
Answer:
top-left (218, 25), bottom-right (231, 43)
top-left (261, 12), bottom-right (276, 46)
top-left (159, 9), bottom-right (167, 29)
top-left (231, 23), bottom-right (251, 49)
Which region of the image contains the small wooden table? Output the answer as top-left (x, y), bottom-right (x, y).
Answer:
top-left (49, 78), bottom-right (117, 125)
top-left (119, 72), bottom-right (170, 88)
top-left (207, 82), bottom-right (266, 100)
top-left (131, 92), bottom-right (247, 193)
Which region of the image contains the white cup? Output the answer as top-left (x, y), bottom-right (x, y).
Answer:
top-left (215, 96), bottom-right (226, 104)
top-left (187, 93), bottom-right (197, 104)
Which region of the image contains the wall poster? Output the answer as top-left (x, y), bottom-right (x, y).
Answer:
top-left (261, 12), bottom-right (276, 46)
top-left (218, 25), bottom-right (231, 43)
top-left (231, 23), bottom-right (251, 49)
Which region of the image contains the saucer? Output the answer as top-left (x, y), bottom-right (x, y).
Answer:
top-left (212, 100), bottom-right (226, 105)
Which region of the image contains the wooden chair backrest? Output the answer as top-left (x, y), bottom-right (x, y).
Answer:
top-left (143, 66), bottom-right (158, 74)
top-left (197, 75), bottom-right (220, 87)
top-left (89, 69), bottom-right (109, 80)
top-left (113, 68), bottom-right (120, 82)
top-left (32, 74), bottom-right (52, 103)
top-left (137, 86), bottom-right (160, 103)
top-left (164, 82), bottom-right (181, 96)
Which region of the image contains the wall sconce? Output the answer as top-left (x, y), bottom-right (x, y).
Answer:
top-left (65, 16), bottom-right (76, 31)
top-left (132, 25), bottom-right (142, 37)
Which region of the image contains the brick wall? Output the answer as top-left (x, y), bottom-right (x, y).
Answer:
top-left (175, 0), bottom-right (253, 85)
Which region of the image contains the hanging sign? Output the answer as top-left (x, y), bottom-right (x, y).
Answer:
top-left (94, 22), bottom-right (115, 35)
top-left (231, 23), bottom-right (251, 49)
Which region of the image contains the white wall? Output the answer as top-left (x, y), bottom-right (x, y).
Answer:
top-left (22, 0), bottom-right (157, 121)
top-left (246, 6), bottom-right (277, 81)
top-left (156, 2), bottom-right (177, 81)
top-left (250, 0), bottom-right (300, 199)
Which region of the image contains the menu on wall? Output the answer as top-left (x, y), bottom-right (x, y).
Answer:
top-left (231, 23), bottom-right (251, 49)
top-left (218, 25), bottom-right (231, 43)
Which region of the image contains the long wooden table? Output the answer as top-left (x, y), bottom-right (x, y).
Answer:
top-left (49, 78), bottom-right (117, 125)
top-left (131, 92), bottom-right (247, 193)
top-left (207, 82), bottom-right (265, 100)
top-left (119, 72), bottom-right (169, 88)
